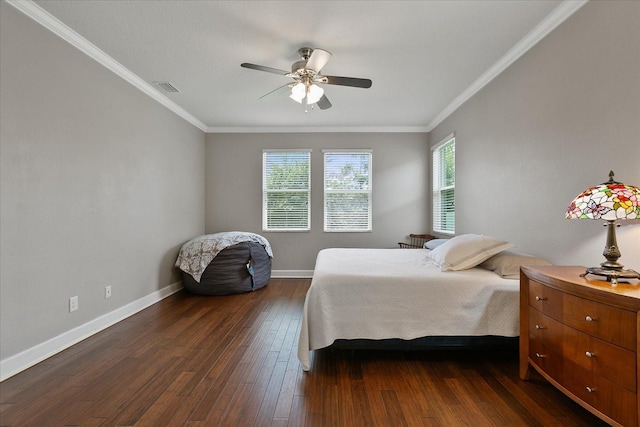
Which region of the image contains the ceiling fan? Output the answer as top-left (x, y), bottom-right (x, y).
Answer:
top-left (241, 47), bottom-right (372, 111)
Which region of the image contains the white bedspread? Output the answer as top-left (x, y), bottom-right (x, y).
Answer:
top-left (298, 248), bottom-right (520, 371)
top-left (175, 232), bottom-right (273, 283)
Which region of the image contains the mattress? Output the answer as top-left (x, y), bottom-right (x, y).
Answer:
top-left (298, 248), bottom-right (520, 371)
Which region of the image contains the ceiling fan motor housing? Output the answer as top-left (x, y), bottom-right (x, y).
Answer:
top-left (298, 47), bottom-right (313, 60)
top-left (291, 60), bottom-right (308, 74)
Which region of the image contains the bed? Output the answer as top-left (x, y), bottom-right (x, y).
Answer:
top-left (298, 234), bottom-right (551, 371)
top-left (175, 231), bottom-right (273, 296)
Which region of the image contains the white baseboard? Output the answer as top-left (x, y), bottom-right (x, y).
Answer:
top-left (271, 270), bottom-right (313, 278)
top-left (0, 281), bottom-right (183, 382)
top-left (0, 272), bottom-right (311, 381)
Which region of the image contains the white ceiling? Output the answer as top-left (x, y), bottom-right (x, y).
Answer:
top-left (13, 1), bottom-right (587, 132)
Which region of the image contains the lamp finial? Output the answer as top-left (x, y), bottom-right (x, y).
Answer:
top-left (603, 170), bottom-right (621, 185)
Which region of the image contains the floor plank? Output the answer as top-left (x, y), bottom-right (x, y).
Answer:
top-left (0, 279), bottom-right (609, 426)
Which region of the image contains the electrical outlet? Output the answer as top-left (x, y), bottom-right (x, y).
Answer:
top-left (105, 285), bottom-right (112, 299)
top-left (69, 296), bottom-right (78, 312)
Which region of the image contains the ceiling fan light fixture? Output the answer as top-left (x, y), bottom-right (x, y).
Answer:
top-left (307, 84), bottom-right (324, 104)
top-left (242, 46), bottom-right (372, 111)
top-left (290, 82), bottom-right (306, 103)
top-left (289, 82), bottom-right (324, 105)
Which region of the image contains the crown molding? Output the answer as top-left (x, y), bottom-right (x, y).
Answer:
top-left (6, 0), bottom-right (208, 132)
top-left (207, 126), bottom-right (430, 133)
top-left (426, 0), bottom-right (589, 132)
top-left (7, 0), bottom-right (588, 135)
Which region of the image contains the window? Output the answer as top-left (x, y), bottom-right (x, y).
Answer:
top-left (262, 150), bottom-right (311, 231)
top-left (432, 135), bottom-right (455, 234)
top-left (323, 150), bottom-right (372, 232)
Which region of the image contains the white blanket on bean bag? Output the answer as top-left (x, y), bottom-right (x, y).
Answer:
top-left (175, 232), bottom-right (273, 282)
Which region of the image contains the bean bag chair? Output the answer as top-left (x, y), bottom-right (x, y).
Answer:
top-left (175, 232), bottom-right (273, 295)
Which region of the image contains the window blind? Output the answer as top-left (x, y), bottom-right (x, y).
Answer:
top-left (432, 136), bottom-right (455, 234)
top-left (323, 150), bottom-right (372, 232)
top-left (262, 150), bottom-right (311, 231)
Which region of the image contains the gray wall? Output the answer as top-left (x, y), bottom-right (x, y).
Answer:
top-left (3, 0), bottom-right (639, 374)
top-left (205, 133), bottom-right (430, 271)
top-left (430, 0), bottom-right (640, 270)
top-left (0, 3), bottom-right (205, 361)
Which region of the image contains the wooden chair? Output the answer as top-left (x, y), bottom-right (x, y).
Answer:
top-left (398, 234), bottom-right (435, 249)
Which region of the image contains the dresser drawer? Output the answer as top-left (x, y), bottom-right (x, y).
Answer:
top-left (563, 292), bottom-right (637, 351)
top-left (563, 326), bottom-right (636, 392)
top-left (564, 360), bottom-right (637, 427)
top-left (529, 337), bottom-right (563, 381)
top-left (528, 308), bottom-right (564, 350)
top-left (528, 280), bottom-right (564, 321)
top-left (521, 266), bottom-right (640, 427)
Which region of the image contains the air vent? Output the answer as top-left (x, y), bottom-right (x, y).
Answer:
top-left (155, 81), bottom-right (180, 93)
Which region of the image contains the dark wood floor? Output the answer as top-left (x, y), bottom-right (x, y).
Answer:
top-left (0, 278), bottom-right (608, 426)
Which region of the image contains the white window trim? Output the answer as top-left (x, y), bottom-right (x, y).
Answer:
top-left (432, 134), bottom-right (455, 235)
top-left (262, 149), bottom-right (311, 232)
top-left (323, 149), bottom-right (373, 233)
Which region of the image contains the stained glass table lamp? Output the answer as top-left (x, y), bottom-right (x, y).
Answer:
top-left (566, 171), bottom-right (640, 284)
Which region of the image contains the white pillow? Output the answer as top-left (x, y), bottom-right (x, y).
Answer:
top-left (426, 234), bottom-right (513, 271)
top-left (424, 239), bottom-right (449, 250)
top-left (478, 250), bottom-right (551, 279)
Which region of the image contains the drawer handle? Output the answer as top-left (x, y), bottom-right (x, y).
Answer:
top-left (535, 296), bottom-right (547, 301)
top-left (585, 315), bottom-right (595, 322)
top-left (586, 386), bottom-right (596, 393)
top-left (585, 351), bottom-right (595, 358)
top-left (535, 324), bottom-right (546, 330)
top-left (535, 352), bottom-right (546, 358)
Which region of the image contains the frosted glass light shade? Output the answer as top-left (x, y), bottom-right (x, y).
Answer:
top-left (306, 84), bottom-right (324, 104)
top-left (289, 82), bottom-right (324, 105)
top-left (289, 82), bottom-right (306, 103)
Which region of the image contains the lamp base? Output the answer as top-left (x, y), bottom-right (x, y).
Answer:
top-left (581, 266), bottom-right (640, 285)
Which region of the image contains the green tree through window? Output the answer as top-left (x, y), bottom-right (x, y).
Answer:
top-left (263, 151), bottom-right (311, 231)
top-left (324, 151), bottom-right (372, 232)
top-left (433, 136), bottom-right (455, 234)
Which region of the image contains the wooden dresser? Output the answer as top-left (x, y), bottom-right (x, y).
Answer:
top-left (520, 265), bottom-right (640, 427)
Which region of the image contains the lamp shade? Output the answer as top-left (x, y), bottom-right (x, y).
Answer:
top-left (289, 82), bottom-right (306, 103)
top-left (565, 171), bottom-right (640, 284)
top-left (289, 82), bottom-right (324, 105)
top-left (566, 173), bottom-right (640, 221)
top-left (306, 84), bottom-right (324, 104)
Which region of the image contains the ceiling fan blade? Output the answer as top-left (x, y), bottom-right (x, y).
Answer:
top-left (259, 83), bottom-right (291, 99)
top-left (305, 49), bottom-right (331, 72)
top-left (240, 63), bottom-right (289, 75)
top-left (316, 95), bottom-right (332, 110)
top-left (321, 75), bottom-right (372, 88)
